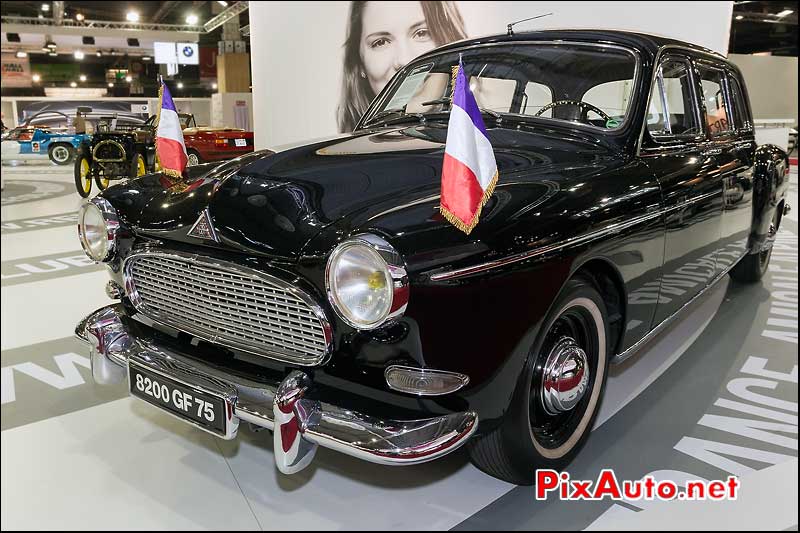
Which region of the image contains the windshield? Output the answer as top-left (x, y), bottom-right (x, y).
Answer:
top-left (360, 43), bottom-right (638, 131)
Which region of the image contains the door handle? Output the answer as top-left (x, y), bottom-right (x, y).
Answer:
top-left (703, 147), bottom-right (722, 156)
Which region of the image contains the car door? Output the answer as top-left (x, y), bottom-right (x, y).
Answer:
top-left (711, 67), bottom-right (756, 266)
top-left (639, 53), bottom-right (725, 326)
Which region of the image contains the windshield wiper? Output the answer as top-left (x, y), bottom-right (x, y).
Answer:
top-left (420, 98), bottom-right (501, 121)
top-left (362, 108), bottom-right (406, 127)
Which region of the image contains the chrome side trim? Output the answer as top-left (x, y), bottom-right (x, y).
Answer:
top-left (612, 252), bottom-right (744, 364)
top-left (429, 210), bottom-right (663, 281)
top-left (75, 304), bottom-right (478, 469)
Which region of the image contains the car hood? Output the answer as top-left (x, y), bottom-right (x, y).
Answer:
top-left (107, 124), bottom-right (624, 263)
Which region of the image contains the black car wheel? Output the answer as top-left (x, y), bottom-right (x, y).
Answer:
top-left (74, 155), bottom-right (92, 198)
top-left (187, 150), bottom-right (202, 166)
top-left (730, 206), bottom-right (781, 283)
top-left (468, 275), bottom-right (609, 485)
top-left (49, 144), bottom-right (74, 165)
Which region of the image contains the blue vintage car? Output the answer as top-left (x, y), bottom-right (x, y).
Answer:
top-left (1, 126), bottom-right (90, 165)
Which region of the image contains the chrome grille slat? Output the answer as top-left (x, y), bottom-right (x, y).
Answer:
top-left (134, 285), bottom-right (328, 353)
top-left (126, 253), bottom-right (330, 366)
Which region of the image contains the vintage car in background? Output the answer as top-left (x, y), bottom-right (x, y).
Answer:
top-left (73, 112), bottom-right (157, 197)
top-left (142, 112), bottom-right (254, 166)
top-left (76, 30), bottom-right (790, 485)
top-left (1, 124), bottom-right (90, 165)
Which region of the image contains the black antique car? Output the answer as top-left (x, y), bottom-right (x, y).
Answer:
top-left (73, 110), bottom-right (158, 198)
top-left (75, 30), bottom-right (790, 484)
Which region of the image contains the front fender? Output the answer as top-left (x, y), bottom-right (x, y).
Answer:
top-left (749, 144), bottom-right (790, 253)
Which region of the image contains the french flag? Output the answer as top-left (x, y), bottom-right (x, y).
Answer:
top-left (156, 81), bottom-right (188, 178)
top-left (440, 58), bottom-right (498, 235)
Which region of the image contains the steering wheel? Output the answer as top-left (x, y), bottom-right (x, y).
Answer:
top-left (535, 100), bottom-right (611, 125)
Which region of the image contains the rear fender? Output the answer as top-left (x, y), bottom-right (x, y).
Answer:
top-left (748, 144), bottom-right (790, 253)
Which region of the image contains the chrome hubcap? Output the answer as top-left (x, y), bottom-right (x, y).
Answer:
top-left (541, 337), bottom-right (590, 415)
top-left (53, 147), bottom-right (68, 161)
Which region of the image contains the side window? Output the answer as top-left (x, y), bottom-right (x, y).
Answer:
top-left (697, 64), bottom-right (732, 136)
top-left (583, 79), bottom-right (633, 123)
top-left (728, 75), bottom-right (752, 130)
top-left (647, 58), bottom-right (700, 139)
top-left (522, 82), bottom-right (553, 117)
top-left (471, 77), bottom-right (517, 113)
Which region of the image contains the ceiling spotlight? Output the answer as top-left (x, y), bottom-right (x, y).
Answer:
top-left (48, 51), bottom-right (58, 57)
top-left (79, 74), bottom-right (87, 82)
top-left (125, 75), bottom-right (133, 82)
top-left (177, 82), bottom-right (184, 89)
top-left (142, 56), bottom-right (151, 61)
top-left (108, 82), bottom-right (114, 88)
top-left (186, 14), bottom-right (199, 25)
top-left (776, 9), bottom-right (794, 17)
top-left (38, 13), bottom-right (44, 19)
top-left (126, 11), bottom-right (140, 22)
top-left (41, 3), bottom-right (50, 11)
top-left (74, 50), bottom-right (85, 60)
top-left (46, 41), bottom-right (57, 49)
top-left (32, 74), bottom-right (41, 82)
top-left (96, 51), bottom-right (102, 57)
top-left (70, 81), bottom-right (77, 88)
top-left (212, 82), bottom-right (218, 89)
top-left (75, 13), bottom-right (85, 21)
top-left (735, 14), bottom-right (743, 20)
top-left (16, 51), bottom-right (28, 58)
top-left (217, 1), bottom-right (228, 6)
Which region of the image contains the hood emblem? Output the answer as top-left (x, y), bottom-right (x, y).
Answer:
top-left (188, 209), bottom-right (219, 242)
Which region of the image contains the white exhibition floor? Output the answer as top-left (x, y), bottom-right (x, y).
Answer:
top-left (1, 163), bottom-right (797, 530)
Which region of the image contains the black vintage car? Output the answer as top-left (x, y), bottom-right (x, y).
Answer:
top-left (75, 30), bottom-right (790, 484)
top-left (73, 111), bottom-right (158, 198)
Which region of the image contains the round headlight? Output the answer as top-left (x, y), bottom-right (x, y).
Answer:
top-left (326, 234), bottom-right (408, 329)
top-left (78, 198), bottom-right (118, 262)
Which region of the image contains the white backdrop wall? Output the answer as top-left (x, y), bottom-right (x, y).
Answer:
top-left (729, 53), bottom-right (798, 123)
top-left (250, 1), bottom-right (734, 149)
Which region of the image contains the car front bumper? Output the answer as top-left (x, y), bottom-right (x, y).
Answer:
top-left (75, 304), bottom-right (478, 474)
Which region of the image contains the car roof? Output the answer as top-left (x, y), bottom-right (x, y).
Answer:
top-left (421, 29), bottom-right (725, 63)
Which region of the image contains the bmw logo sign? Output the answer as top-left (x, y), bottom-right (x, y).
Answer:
top-left (182, 46), bottom-right (194, 58)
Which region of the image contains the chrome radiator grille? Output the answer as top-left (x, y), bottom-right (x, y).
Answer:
top-left (125, 253), bottom-right (331, 366)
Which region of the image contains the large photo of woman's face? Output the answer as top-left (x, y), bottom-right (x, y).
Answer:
top-left (337, 1), bottom-right (467, 132)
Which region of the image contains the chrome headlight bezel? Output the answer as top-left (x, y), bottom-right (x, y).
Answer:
top-left (77, 197), bottom-right (120, 262)
top-left (325, 234), bottom-right (409, 330)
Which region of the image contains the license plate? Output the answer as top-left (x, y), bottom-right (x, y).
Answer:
top-left (129, 362), bottom-right (227, 436)
top-left (234, 138), bottom-right (247, 147)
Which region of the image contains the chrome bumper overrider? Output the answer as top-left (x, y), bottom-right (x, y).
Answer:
top-left (75, 305), bottom-right (478, 474)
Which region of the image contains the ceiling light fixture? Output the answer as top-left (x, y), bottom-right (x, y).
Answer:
top-left (79, 74), bottom-right (87, 82)
top-left (108, 82), bottom-right (114, 88)
top-left (46, 41), bottom-right (57, 49)
top-left (126, 11), bottom-right (140, 22)
top-left (75, 13), bottom-right (85, 21)
top-left (212, 82), bottom-right (218, 89)
top-left (70, 81), bottom-right (77, 88)
top-left (48, 51), bottom-right (58, 56)
top-left (32, 74), bottom-right (41, 82)
top-left (41, 3), bottom-right (50, 11)
top-left (125, 75), bottom-right (133, 82)
top-left (735, 14), bottom-right (744, 20)
top-left (177, 82), bottom-right (184, 89)
top-left (16, 51), bottom-right (27, 58)
top-left (142, 56), bottom-right (151, 61)
top-left (776, 9), bottom-right (794, 17)
top-left (38, 14), bottom-right (44, 19)
top-left (96, 51), bottom-right (102, 57)
top-left (74, 50), bottom-right (85, 60)
top-left (186, 13), bottom-right (199, 25)
top-left (217, 1), bottom-right (229, 6)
